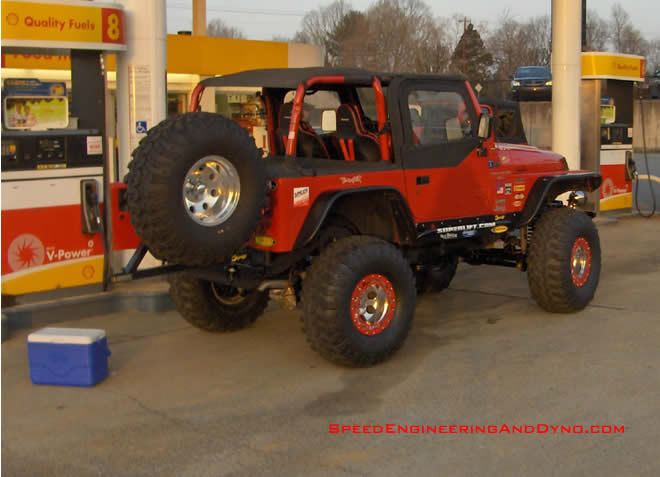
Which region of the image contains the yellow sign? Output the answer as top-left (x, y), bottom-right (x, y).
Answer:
top-left (1, 1), bottom-right (125, 50)
top-left (1, 256), bottom-right (104, 295)
top-left (1, 53), bottom-right (71, 70)
top-left (582, 52), bottom-right (645, 82)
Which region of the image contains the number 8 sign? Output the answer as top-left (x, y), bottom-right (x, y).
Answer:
top-left (101, 8), bottom-right (124, 44)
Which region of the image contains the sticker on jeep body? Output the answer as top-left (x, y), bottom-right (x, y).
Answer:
top-left (434, 222), bottom-right (496, 234)
top-left (339, 175), bottom-right (363, 185)
top-left (293, 187), bottom-right (310, 207)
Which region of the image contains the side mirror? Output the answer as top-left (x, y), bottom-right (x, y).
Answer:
top-left (321, 110), bottom-right (336, 132)
top-left (478, 112), bottom-right (492, 140)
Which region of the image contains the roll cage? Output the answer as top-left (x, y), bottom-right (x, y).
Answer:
top-left (189, 70), bottom-right (395, 162)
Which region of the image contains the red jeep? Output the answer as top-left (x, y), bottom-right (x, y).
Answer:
top-left (123, 67), bottom-right (602, 367)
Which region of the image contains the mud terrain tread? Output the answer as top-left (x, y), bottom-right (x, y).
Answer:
top-left (301, 236), bottom-right (416, 367)
top-left (169, 273), bottom-right (268, 331)
top-left (527, 208), bottom-right (601, 312)
top-left (126, 113), bottom-right (266, 265)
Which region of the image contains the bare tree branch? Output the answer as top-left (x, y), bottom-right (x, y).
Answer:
top-left (207, 18), bottom-right (245, 39)
top-left (584, 9), bottom-right (609, 51)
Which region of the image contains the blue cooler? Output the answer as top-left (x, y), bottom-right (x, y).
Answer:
top-left (27, 328), bottom-right (111, 387)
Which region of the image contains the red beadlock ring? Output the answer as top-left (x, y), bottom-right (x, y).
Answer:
top-left (350, 273), bottom-right (396, 336)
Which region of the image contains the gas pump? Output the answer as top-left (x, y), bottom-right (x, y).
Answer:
top-left (1, 1), bottom-right (126, 299)
top-left (580, 52), bottom-right (645, 212)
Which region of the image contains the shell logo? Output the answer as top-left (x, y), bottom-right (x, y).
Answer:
top-left (6, 13), bottom-right (19, 26)
top-left (7, 234), bottom-right (45, 272)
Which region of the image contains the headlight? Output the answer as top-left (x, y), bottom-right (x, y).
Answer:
top-left (512, 81), bottom-right (521, 87)
top-left (545, 80), bottom-right (552, 86)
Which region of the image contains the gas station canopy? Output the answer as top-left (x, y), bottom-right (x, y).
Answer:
top-left (1, 0), bottom-right (126, 52)
top-left (581, 52), bottom-right (645, 82)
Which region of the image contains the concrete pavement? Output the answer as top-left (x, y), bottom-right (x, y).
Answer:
top-left (2, 216), bottom-right (660, 476)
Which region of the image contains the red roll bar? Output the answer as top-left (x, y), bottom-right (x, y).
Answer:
top-left (372, 77), bottom-right (390, 161)
top-left (192, 75), bottom-right (391, 161)
top-left (189, 83), bottom-right (204, 112)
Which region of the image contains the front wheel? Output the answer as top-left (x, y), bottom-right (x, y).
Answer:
top-left (527, 208), bottom-right (601, 312)
top-left (169, 273), bottom-right (269, 331)
top-left (302, 236), bottom-right (416, 367)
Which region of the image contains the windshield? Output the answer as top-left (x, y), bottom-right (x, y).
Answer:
top-left (515, 67), bottom-right (550, 79)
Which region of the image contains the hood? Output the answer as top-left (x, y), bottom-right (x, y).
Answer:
top-left (494, 143), bottom-right (566, 173)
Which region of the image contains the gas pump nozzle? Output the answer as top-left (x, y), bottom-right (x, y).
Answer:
top-left (625, 150), bottom-right (638, 181)
top-left (81, 179), bottom-right (101, 234)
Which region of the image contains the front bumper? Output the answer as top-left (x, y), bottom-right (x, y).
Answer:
top-left (512, 86), bottom-right (552, 100)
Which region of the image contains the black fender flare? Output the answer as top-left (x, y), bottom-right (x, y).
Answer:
top-left (293, 186), bottom-right (417, 248)
top-left (519, 172), bottom-right (602, 225)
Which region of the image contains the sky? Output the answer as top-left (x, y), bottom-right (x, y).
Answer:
top-left (166, 0), bottom-right (660, 44)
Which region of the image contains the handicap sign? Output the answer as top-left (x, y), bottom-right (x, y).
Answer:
top-left (136, 121), bottom-right (147, 134)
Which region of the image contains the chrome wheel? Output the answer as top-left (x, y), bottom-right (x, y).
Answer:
top-left (350, 274), bottom-right (396, 336)
top-left (570, 237), bottom-right (592, 287)
top-left (183, 155), bottom-right (240, 226)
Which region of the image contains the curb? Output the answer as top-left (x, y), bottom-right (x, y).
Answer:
top-left (3, 287), bottom-right (174, 333)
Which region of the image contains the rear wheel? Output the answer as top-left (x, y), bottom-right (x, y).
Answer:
top-left (302, 236), bottom-right (416, 367)
top-left (415, 256), bottom-right (458, 294)
top-left (527, 208), bottom-right (601, 312)
top-left (169, 273), bottom-right (269, 331)
top-left (126, 112), bottom-right (267, 266)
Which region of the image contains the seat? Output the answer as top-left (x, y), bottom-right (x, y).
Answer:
top-left (335, 104), bottom-right (381, 162)
top-left (277, 102), bottom-right (329, 158)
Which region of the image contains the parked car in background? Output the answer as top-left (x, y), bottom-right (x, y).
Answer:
top-left (649, 68), bottom-right (660, 99)
top-left (510, 66), bottom-right (552, 101)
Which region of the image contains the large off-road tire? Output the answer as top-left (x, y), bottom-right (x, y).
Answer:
top-left (415, 256), bottom-right (458, 294)
top-left (126, 113), bottom-right (266, 266)
top-left (302, 236), bottom-right (416, 367)
top-left (169, 273), bottom-right (269, 331)
top-left (527, 208), bottom-right (601, 313)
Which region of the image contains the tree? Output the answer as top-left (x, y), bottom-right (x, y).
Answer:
top-left (487, 12), bottom-right (551, 81)
top-left (609, 3), bottom-right (646, 55)
top-left (647, 38), bottom-right (660, 74)
top-left (450, 23), bottom-right (492, 84)
top-left (327, 10), bottom-right (366, 66)
top-left (526, 15), bottom-right (551, 66)
top-left (584, 9), bottom-right (609, 51)
top-left (610, 3), bottom-right (629, 52)
top-left (359, 0), bottom-right (450, 73)
top-left (293, 0), bottom-right (353, 66)
top-left (207, 18), bottom-right (245, 39)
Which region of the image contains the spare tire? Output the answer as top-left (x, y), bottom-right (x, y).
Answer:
top-left (126, 112), bottom-right (266, 266)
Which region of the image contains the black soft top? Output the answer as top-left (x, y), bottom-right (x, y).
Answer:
top-left (199, 67), bottom-right (467, 89)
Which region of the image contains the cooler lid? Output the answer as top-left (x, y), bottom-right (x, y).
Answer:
top-left (28, 328), bottom-right (106, 344)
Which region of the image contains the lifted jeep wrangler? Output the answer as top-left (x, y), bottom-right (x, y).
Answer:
top-left (122, 67), bottom-right (602, 367)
